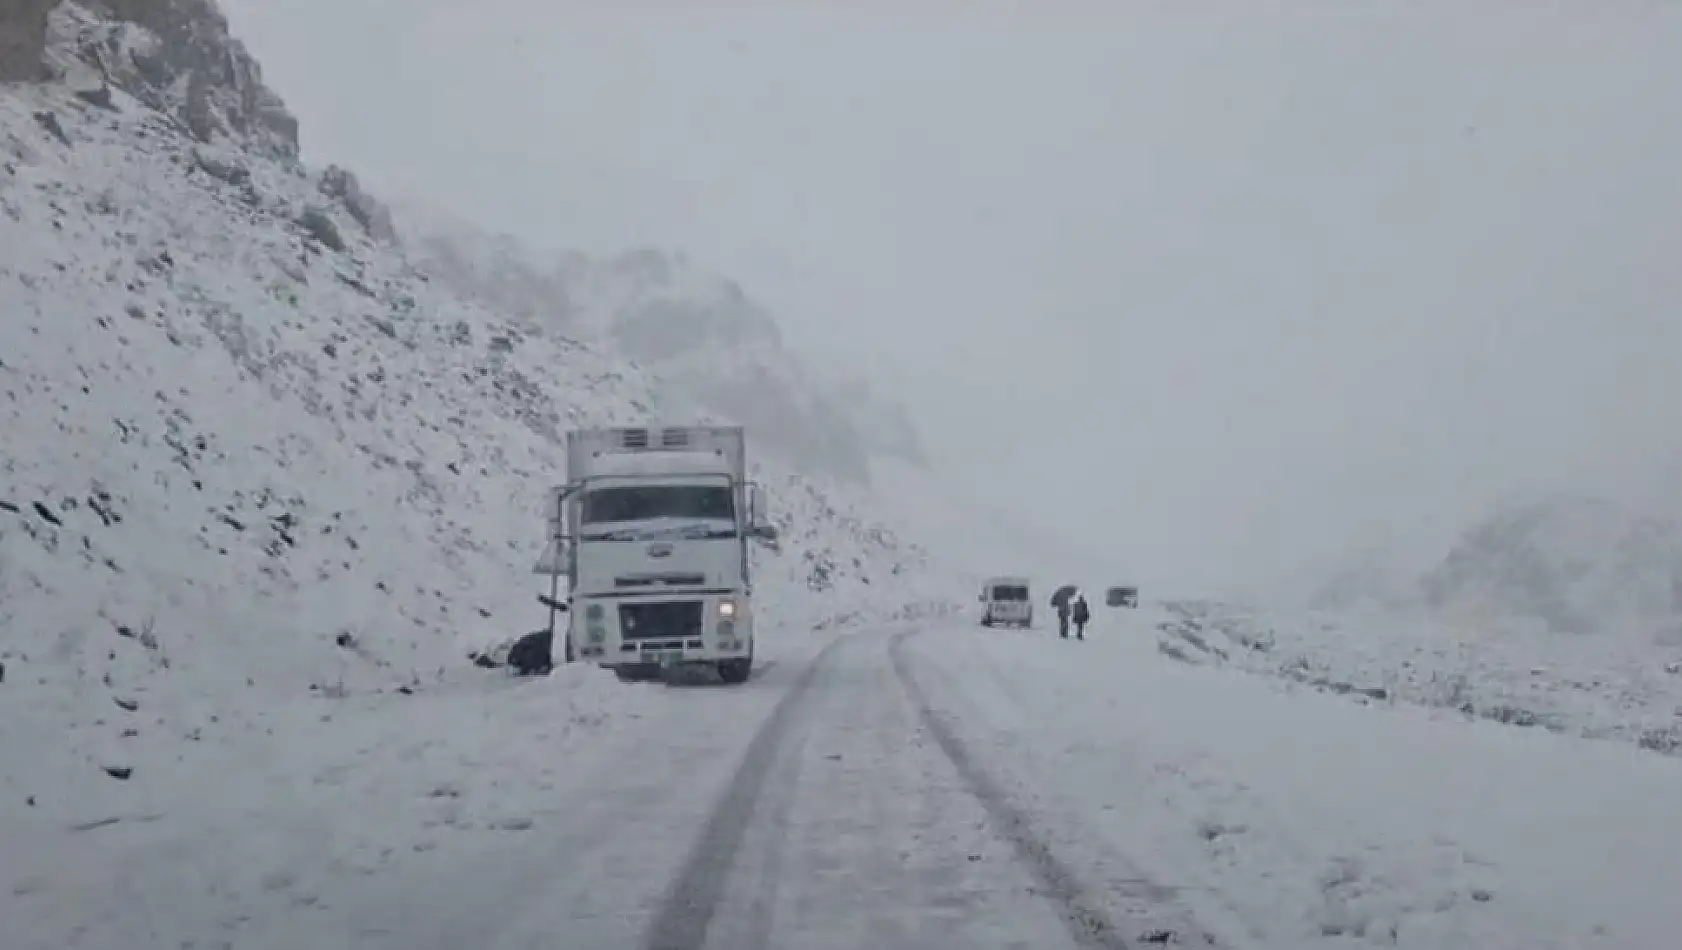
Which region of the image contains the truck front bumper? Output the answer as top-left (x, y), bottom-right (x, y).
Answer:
top-left (573, 593), bottom-right (751, 665)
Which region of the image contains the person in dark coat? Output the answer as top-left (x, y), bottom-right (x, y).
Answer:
top-left (507, 628), bottom-right (554, 675)
top-left (1071, 593), bottom-right (1091, 640)
top-left (1055, 596), bottom-right (1071, 639)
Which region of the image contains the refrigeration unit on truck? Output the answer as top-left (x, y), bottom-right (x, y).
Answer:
top-left (532, 425), bottom-right (778, 684)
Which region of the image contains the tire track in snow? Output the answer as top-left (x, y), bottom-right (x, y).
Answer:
top-left (640, 635), bottom-right (847, 950)
top-left (888, 629), bottom-right (1212, 950)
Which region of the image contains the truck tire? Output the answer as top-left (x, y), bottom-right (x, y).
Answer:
top-left (717, 657), bottom-right (753, 684)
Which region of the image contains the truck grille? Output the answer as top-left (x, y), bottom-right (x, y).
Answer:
top-left (619, 600), bottom-right (704, 640)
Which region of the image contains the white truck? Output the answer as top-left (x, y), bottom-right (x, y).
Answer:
top-left (533, 425), bottom-right (777, 684)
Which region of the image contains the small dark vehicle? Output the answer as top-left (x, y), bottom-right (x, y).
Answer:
top-left (1106, 586), bottom-right (1139, 608)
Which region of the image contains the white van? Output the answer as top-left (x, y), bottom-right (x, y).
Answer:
top-left (980, 576), bottom-right (1033, 628)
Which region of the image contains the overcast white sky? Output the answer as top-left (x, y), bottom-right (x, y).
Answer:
top-left (222, 0), bottom-right (1682, 598)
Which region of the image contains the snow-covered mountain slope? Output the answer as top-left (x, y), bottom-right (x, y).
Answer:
top-left (1421, 495), bottom-right (1682, 640)
top-left (0, 7), bottom-right (963, 819)
top-left (1309, 494), bottom-right (1682, 638)
top-left (398, 205), bottom-right (927, 485)
top-left (1245, 493), bottom-right (1682, 757)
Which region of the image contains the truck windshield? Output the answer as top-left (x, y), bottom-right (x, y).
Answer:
top-left (581, 484), bottom-right (735, 525)
top-left (989, 585), bottom-right (1029, 601)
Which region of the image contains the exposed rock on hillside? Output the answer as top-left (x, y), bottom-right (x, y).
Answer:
top-left (45, 0), bottom-right (297, 158)
top-left (1423, 495), bottom-right (1682, 639)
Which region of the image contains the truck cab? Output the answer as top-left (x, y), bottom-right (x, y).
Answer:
top-left (979, 576), bottom-right (1033, 628)
top-left (534, 425), bottom-right (777, 684)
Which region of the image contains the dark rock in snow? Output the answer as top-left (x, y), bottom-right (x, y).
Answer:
top-left (101, 765), bottom-right (133, 781)
top-left (192, 148), bottom-right (250, 186)
top-left (297, 207), bottom-right (345, 252)
top-left (31, 110), bottom-right (70, 146)
top-left (74, 84), bottom-right (117, 111)
top-left (31, 501), bottom-right (62, 526)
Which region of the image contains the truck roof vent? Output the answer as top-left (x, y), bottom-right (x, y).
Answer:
top-left (620, 428), bottom-right (649, 449)
top-left (661, 428), bottom-right (689, 448)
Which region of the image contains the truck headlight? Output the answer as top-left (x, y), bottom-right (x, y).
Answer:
top-left (717, 600), bottom-right (736, 619)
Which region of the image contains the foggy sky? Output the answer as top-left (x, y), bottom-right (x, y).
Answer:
top-left (221, 0), bottom-right (1682, 598)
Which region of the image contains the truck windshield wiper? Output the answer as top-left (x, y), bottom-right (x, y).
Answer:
top-left (581, 527), bottom-right (646, 542)
top-left (677, 523), bottom-right (737, 539)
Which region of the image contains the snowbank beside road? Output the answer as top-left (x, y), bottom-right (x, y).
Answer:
top-left (901, 610), bottom-right (1682, 949)
top-left (0, 656), bottom-right (781, 950)
top-left (1156, 599), bottom-right (1682, 758)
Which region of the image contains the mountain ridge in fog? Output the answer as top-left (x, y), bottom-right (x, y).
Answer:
top-left (391, 196), bottom-right (927, 486)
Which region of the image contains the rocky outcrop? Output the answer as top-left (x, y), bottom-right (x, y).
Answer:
top-left (1422, 496), bottom-right (1682, 636)
top-left (0, 0), bottom-right (57, 82)
top-left (47, 0), bottom-right (298, 158)
top-left (319, 164), bottom-right (397, 242)
top-left (32, 1), bottom-right (398, 243)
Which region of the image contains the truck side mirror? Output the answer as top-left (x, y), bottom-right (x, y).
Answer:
top-left (746, 482), bottom-right (776, 543)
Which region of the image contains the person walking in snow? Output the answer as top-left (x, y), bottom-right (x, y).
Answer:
top-left (1055, 596), bottom-right (1071, 639)
top-left (1071, 592), bottom-right (1091, 640)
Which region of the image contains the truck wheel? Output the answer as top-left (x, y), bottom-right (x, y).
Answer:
top-left (717, 657), bottom-right (753, 684)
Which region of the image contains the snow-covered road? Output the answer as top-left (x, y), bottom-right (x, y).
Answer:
top-left (9, 609), bottom-right (1682, 950)
top-left (902, 612), bottom-right (1682, 949)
